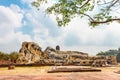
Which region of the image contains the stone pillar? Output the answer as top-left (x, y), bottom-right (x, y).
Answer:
top-left (56, 45), bottom-right (60, 51)
top-left (117, 48), bottom-right (120, 63)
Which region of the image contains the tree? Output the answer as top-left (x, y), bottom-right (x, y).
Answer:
top-left (0, 51), bottom-right (19, 61)
top-left (9, 52), bottom-right (19, 61)
top-left (0, 52), bottom-right (9, 60)
top-left (96, 49), bottom-right (119, 56)
top-left (32, 0), bottom-right (120, 27)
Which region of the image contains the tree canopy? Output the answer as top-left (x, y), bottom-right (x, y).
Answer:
top-left (0, 51), bottom-right (18, 61)
top-left (32, 0), bottom-right (120, 27)
top-left (96, 49), bottom-right (119, 56)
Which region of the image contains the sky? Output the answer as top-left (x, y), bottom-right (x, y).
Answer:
top-left (0, 0), bottom-right (120, 55)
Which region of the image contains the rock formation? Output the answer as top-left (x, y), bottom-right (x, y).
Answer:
top-left (18, 42), bottom-right (43, 63)
top-left (18, 42), bottom-right (117, 66)
top-left (18, 42), bottom-right (88, 64)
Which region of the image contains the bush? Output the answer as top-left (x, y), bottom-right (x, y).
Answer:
top-left (0, 51), bottom-right (19, 61)
top-left (9, 52), bottom-right (19, 61)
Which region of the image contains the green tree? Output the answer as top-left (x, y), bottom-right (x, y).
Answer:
top-left (0, 51), bottom-right (9, 60)
top-left (32, 0), bottom-right (120, 27)
top-left (3, 54), bottom-right (9, 60)
top-left (97, 49), bottom-right (119, 56)
top-left (9, 52), bottom-right (19, 60)
top-left (0, 51), bottom-right (19, 61)
top-left (0, 52), bottom-right (5, 60)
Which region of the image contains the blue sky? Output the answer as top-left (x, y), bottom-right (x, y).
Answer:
top-left (0, 0), bottom-right (120, 55)
top-left (0, 0), bottom-right (21, 6)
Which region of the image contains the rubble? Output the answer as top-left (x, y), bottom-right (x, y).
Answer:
top-left (8, 64), bottom-right (15, 70)
top-left (48, 67), bottom-right (101, 73)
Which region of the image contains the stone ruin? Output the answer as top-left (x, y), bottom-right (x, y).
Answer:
top-left (18, 42), bottom-right (88, 64)
top-left (18, 42), bottom-right (117, 66)
top-left (18, 42), bottom-right (42, 63)
top-left (116, 48), bottom-right (120, 63)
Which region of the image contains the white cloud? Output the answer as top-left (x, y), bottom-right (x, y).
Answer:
top-left (58, 18), bottom-right (120, 54)
top-left (0, 5), bottom-right (32, 53)
top-left (0, 6), bottom-right (23, 28)
top-left (21, 2), bottom-right (65, 50)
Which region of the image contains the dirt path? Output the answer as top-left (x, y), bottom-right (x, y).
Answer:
top-left (0, 66), bottom-right (120, 80)
top-left (0, 73), bottom-right (120, 80)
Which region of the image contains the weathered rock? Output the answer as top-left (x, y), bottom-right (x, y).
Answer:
top-left (43, 46), bottom-right (89, 65)
top-left (18, 42), bottom-right (117, 66)
top-left (18, 42), bottom-right (43, 63)
top-left (8, 64), bottom-right (15, 70)
top-left (18, 42), bottom-right (89, 65)
top-left (44, 46), bottom-right (88, 60)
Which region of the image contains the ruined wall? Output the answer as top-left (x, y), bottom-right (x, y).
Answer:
top-left (18, 42), bottom-right (88, 64)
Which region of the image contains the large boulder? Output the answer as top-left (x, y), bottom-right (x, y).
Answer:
top-left (18, 42), bottom-right (43, 63)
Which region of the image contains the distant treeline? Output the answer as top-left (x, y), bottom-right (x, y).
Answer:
top-left (96, 49), bottom-right (119, 56)
top-left (0, 51), bottom-right (18, 61)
